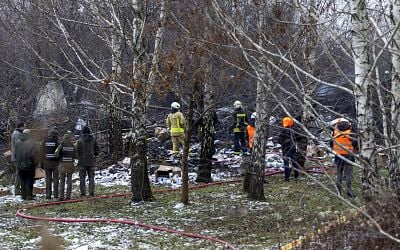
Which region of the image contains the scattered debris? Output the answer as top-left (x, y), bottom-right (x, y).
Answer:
top-left (155, 165), bottom-right (181, 178)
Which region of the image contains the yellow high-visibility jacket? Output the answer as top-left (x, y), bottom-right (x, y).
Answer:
top-left (166, 111), bottom-right (186, 136)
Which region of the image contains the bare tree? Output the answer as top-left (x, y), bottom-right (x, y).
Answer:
top-left (1, 0), bottom-right (170, 201)
top-left (351, 0), bottom-right (378, 199)
top-left (388, 0), bottom-right (400, 194)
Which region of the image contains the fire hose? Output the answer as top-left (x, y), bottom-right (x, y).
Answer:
top-left (16, 166), bottom-right (333, 249)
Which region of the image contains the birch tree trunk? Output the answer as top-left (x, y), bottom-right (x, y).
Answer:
top-left (147, 0), bottom-right (166, 101)
top-left (351, 0), bottom-right (377, 200)
top-left (129, 0), bottom-right (152, 202)
top-left (297, 0), bottom-right (318, 171)
top-left (109, 23), bottom-right (123, 162)
top-left (245, 68), bottom-right (270, 200)
top-left (388, 0), bottom-right (400, 194)
top-left (244, 4), bottom-right (269, 200)
top-left (197, 72), bottom-right (215, 183)
top-left (181, 93), bottom-right (194, 205)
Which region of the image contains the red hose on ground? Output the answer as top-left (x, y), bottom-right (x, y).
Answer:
top-left (16, 166), bottom-right (329, 249)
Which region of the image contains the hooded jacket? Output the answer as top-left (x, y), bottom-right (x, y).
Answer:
top-left (76, 128), bottom-right (99, 167)
top-left (15, 131), bottom-right (36, 171)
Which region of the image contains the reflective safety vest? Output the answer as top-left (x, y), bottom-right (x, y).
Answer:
top-left (44, 139), bottom-right (58, 160)
top-left (247, 125), bottom-right (255, 148)
top-left (61, 145), bottom-right (75, 162)
top-left (233, 113), bottom-right (248, 133)
top-left (333, 129), bottom-right (354, 155)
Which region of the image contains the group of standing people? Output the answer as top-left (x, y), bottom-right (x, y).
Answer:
top-left (230, 100), bottom-right (300, 182)
top-left (230, 100), bottom-right (258, 155)
top-left (166, 99), bottom-right (357, 197)
top-left (231, 100), bottom-right (358, 197)
top-left (10, 122), bottom-right (99, 201)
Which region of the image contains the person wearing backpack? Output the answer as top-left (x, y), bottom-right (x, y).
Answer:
top-left (42, 128), bottom-right (60, 200)
top-left (15, 129), bottom-right (37, 200)
top-left (56, 132), bottom-right (76, 201)
top-left (76, 126), bottom-right (99, 197)
top-left (231, 100), bottom-right (249, 155)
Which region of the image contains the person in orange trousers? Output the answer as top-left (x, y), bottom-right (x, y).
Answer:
top-left (247, 112), bottom-right (256, 153)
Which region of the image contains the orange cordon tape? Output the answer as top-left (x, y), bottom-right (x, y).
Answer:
top-left (16, 167), bottom-right (330, 249)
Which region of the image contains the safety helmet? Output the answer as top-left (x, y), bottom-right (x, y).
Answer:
top-left (251, 112), bottom-right (256, 119)
top-left (233, 100), bottom-right (242, 109)
top-left (282, 117), bottom-right (294, 128)
top-left (171, 102), bottom-right (180, 109)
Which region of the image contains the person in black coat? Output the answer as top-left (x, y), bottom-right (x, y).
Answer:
top-left (231, 100), bottom-right (249, 155)
top-left (76, 126), bottom-right (99, 197)
top-left (15, 129), bottom-right (37, 200)
top-left (42, 128), bottom-right (60, 200)
top-left (278, 117), bottom-right (299, 181)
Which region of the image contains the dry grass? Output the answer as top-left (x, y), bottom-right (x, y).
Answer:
top-left (18, 172), bottom-right (360, 249)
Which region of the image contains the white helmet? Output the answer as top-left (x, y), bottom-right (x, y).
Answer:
top-left (251, 112), bottom-right (256, 119)
top-left (233, 100), bottom-right (242, 109)
top-left (171, 102), bottom-right (180, 109)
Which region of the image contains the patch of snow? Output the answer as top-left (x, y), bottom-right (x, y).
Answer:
top-left (174, 203), bottom-right (185, 210)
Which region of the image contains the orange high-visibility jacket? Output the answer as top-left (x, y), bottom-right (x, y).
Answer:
top-left (247, 125), bottom-right (255, 148)
top-left (333, 129), bottom-right (354, 155)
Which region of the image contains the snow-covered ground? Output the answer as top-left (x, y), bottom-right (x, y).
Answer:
top-left (0, 140), bottom-right (291, 249)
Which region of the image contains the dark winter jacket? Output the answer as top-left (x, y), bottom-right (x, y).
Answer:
top-left (15, 132), bottom-right (36, 171)
top-left (76, 132), bottom-right (99, 167)
top-left (231, 108), bottom-right (249, 133)
top-left (42, 128), bottom-right (60, 169)
top-left (58, 140), bottom-right (76, 174)
top-left (278, 127), bottom-right (297, 156)
top-left (58, 142), bottom-right (76, 163)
